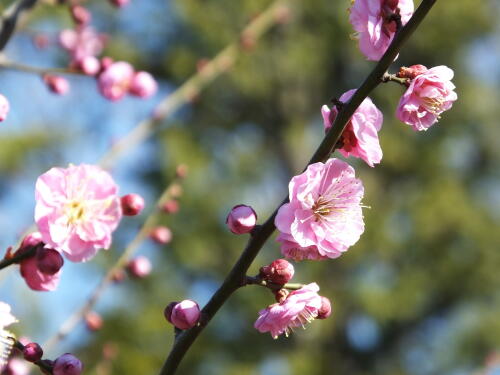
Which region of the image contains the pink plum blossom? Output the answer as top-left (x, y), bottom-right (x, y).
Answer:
top-left (349, 0), bottom-right (414, 60)
top-left (129, 71), bottom-right (158, 98)
top-left (322, 89), bottom-right (383, 167)
top-left (2, 358), bottom-right (29, 375)
top-left (59, 27), bottom-right (106, 64)
top-left (97, 61), bottom-right (134, 101)
top-left (396, 65), bottom-right (457, 131)
top-left (254, 283), bottom-right (323, 338)
top-left (34, 164), bottom-right (122, 262)
top-left (0, 94), bottom-right (9, 122)
top-left (275, 158), bottom-right (365, 261)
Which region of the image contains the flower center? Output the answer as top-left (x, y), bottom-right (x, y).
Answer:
top-left (421, 96), bottom-right (445, 116)
top-left (341, 124), bottom-right (358, 152)
top-left (65, 200), bottom-right (86, 225)
top-left (312, 196), bottom-right (334, 220)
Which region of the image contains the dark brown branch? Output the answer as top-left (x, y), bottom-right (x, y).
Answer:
top-left (0, 0), bottom-right (38, 51)
top-left (0, 246), bottom-right (36, 270)
top-left (159, 1), bottom-right (438, 374)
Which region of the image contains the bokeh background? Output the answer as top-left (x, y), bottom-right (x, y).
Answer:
top-left (1, 0), bottom-right (500, 374)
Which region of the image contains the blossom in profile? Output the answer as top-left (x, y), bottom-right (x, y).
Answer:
top-left (275, 158), bottom-right (365, 260)
top-left (349, 0), bottom-right (414, 60)
top-left (35, 164), bottom-right (122, 262)
top-left (396, 65), bottom-right (457, 131)
top-left (254, 283), bottom-right (324, 338)
top-left (97, 61), bottom-right (134, 101)
top-left (0, 94), bottom-right (9, 122)
top-left (322, 89), bottom-right (383, 167)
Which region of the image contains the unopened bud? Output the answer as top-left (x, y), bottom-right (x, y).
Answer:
top-left (317, 296), bottom-right (332, 319)
top-left (44, 75), bottom-right (70, 95)
top-left (397, 64), bottom-right (428, 80)
top-left (53, 353), bottom-right (83, 375)
top-left (169, 300), bottom-right (200, 330)
top-left (36, 248), bottom-right (64, 275)
top-left (129, 71), bottom-right (158, 98)
top-left (226, 205), bottom-right (257, 234)
top-left (149, 226), bottom-right (172, 244)
top-left (85, 311), bottom-right (103, 331)
top-left (23, 342), bottom-right (43, 362)
top-left (259, 259), bottom-right (294, 285)
top-left (111, 269), bottom-right (126, 283)
top-left (120, 194), bottom-right (145, 216)
top-left (161, 200), bottom-right (179, 214)
top-left (127, 256), bottom-right (152, 278)
top-left (109, 0), bottom-right (130, 8)
top-left (163, 301), bottom-right (178, 323)
top-left (175, 164), bottom-right (188, 179)
top-left (19, 232), bottom-right (43, 252)
top-left (100, 56), bottom-right (114, 71)
top-left (79, 56), bottom-right (101, 76)
top-left (70, 5), bottom-right (91, 25)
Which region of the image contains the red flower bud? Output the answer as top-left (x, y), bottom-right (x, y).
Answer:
top-left (161, 200), bottom-right (179, 214)
top-left (120, 194), bottom-right (145, 216)
top-left (85, 311), bottom-right (103, 331)
top-left (169, 300), bottom-right (200, 330)
top-left (259, 259), bottom-right (294, 285)
top-left (53, 353), bottom-right (83, 375)
top-left (23, 342), bottom-right (43, 362)
top-left (149, 226), bottom-right (172, 244)
top-left (36, 248), bottom-right (64, 275)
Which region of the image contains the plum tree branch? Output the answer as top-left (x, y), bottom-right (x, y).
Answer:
top-left (158, 1), bottom-right (438, 374)
top-left (0, 0), bottom-right (38, 51)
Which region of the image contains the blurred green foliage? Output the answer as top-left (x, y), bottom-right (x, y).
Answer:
top-left (2, 0), bottom-right (500, 374)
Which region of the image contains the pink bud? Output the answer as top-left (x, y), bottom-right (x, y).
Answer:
top-left (22, 342), bottom-right (43, 362)
top-left (161, 200), bottom-right (179, 214)
top-left (0, 94), bottom-right (9, 121)
top-left (259, 259), bottom-right (294, 285)
top-left (79, 56), bottom-right (101, 76)
top-left (53, 353), bottom-right (83, 375)
top-left (36, 248), bottom-right (64, 275)
top-left (317, 296), bottom-right (332, 319)
top-left (170, 300), bottom-right (200, 330)
top-left (44, 75), bottom-right (70, 95)
top-left (120, 193), bottom-right (145, 216)
top-left (129, 71), bottom-right (158, 98)
top-left (85, 311), bottom-right (103, 331)
top-left (175, 164), bottom-right (188, 179)
top-left (397, 64), bottom-right (428, 80)
top-left (100, 56), bottom-right (114, 70)
top-left (127, 256), bottom-right (152, 278)
top-left (149, 226), bottom-right (172, 244)
top-left (111, 269), bottom-right (126, 283)
top-left (97, 61), bottom-right (134, 101)
top-left (226, 205), bottom-right (257, 234)
top-left (33, 34), bottom-right (49, 49)
top-left (163, 301), bottom-right (178, 323)
top-left (70, 5), bottom-right (91, 25)
top-left (109, 0), bottom-right (130, 8)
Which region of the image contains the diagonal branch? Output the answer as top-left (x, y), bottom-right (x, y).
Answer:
top-left (158, 1), bottom-right (438, 374)
top-left (0, 0), bottom-right (38, 51)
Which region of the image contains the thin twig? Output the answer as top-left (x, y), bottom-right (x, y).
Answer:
top-left (0, 247), bottom-right (36, 270)
top-left (0, 59), bottom-right (84, 76)
top-left (244, 276), bottom-right (304, 291)
top-left (0, 0), bottom-right (38, 51)
top-left (42, 179), bottom-right (180, 351)
top-left (98, 0), bottom-right (291, 169)
top-left (158, 1), bottom-right (438, 374)
top-left (382, 72), bottom-right (410, 86)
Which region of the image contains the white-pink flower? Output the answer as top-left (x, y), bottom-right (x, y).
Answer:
top-left (35, 164), bottom-right (122, 262)
top-left (0, 302), bottom-right (16, 330)
top-left (254, 283), bottom-right (323, 338)
top-left (0, 94), bottom-right (9, 122)
top-left (275, 158), bottom-right (365, 261)
top-left (322, 89), bottom-right (383, 167)
top-left (97, 61), bottom-right (135, 101)
top-left (396, 65), bottom-right (457, 131)
top-left (349, 0), bottom-right (414, 61)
